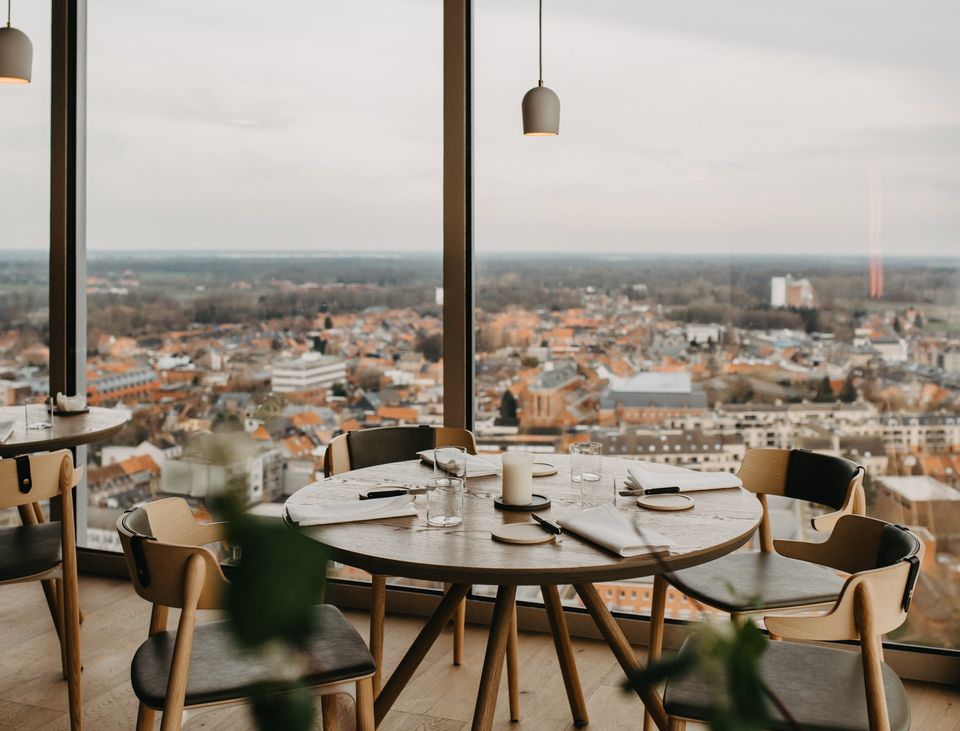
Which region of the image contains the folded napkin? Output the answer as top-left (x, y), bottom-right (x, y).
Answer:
top-left (286, 495), bottom-right (417, 526)
top-left (627, 462), bottom-right (742, 493)
top-left (0, 420), bottom-right (12, 444)
top-left (558, 504), bottom-right (675, 558)
top-left (417, 449), bottom-right (501, 478)
top-left (56, 392), bottom-right (87, 412)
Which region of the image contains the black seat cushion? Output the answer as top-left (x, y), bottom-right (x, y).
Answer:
top-left (664, 636), bottom-right (910, 731)
top-left (132, 604), bottom-right (375, 709)
top-left (665, 551), bottom-right (845, 613)
top-left (0, 522), bottom-right (62, 581)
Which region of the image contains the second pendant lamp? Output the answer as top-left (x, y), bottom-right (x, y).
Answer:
top-left (0, 0), bottom-right (32, 84)
top-left (521, 0), bottom-right (559, 136)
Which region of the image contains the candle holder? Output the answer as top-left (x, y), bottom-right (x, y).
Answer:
top-left (494, 494), bottom-right (551, 512)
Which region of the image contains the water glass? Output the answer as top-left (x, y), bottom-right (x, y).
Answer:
top-left (24, 396), bottom-right (52, 431)
top-left (434, 446), bottom-right (467, 480)
top-left (426, 476), bottom-right (464, 527)
top-left (570, 441), bottom-right (602, 483)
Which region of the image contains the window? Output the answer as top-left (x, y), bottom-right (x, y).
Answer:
top-left (81, 0), bottom-right (442, 581)
top-left (0, 2), bottom-right (51, 527)
top-left (475, 1), bottom-right (960, 651)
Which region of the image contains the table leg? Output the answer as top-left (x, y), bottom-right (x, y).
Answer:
top-left (542, 585), bottom-right (588, 727)
top-left (374, 583), bottom-right (471, 726)
top-left (506, 602), bottom-right (520, 722)
top-left (471, 585), bottom-right (517, 731)
top-left (370, 574), bottom-right (386, 695)
top-left (574, 583), bottom-right (669, 731)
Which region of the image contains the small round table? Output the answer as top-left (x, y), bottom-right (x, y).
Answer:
top-left (0, 406), bottom-right (130, 458)
top-left (286, 455), bottom-right (762, 731)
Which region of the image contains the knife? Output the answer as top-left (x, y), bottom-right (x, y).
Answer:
top-left (619, 485), bottom-right (681, 496)
top-left (530, 512), bottom-right (563, 535)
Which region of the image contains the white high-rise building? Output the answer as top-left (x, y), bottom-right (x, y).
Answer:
top-left (770, 276), bottom-right (787, 307)
top-left (271, 353), bottom-right (347, 393)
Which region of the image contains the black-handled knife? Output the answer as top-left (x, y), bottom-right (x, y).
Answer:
top-left (531, 512), bottom-right (562, 535)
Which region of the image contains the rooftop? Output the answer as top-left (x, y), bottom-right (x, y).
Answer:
top-left (877, 476), bottom-right (960, 502)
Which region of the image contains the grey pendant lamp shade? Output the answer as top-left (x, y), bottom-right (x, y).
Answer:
top-left (0, 0), bottom-right (32, 84)
top-left (522, 0), bottom-right (559, 135)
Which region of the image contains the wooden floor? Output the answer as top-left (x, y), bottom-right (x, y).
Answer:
top-left (0, 576), bottom-right (957, 730)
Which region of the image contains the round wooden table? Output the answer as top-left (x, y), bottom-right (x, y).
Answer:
top-left (286, 455), bottom-right (762, 731)
top-left (0, 406), bottom-right (130, 458)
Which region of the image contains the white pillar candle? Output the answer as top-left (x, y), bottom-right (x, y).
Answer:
top-left (501, 451), bottom-right (534, 505)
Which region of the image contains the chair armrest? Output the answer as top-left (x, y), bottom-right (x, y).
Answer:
top-left (810, 471), bottom-right (864, 532)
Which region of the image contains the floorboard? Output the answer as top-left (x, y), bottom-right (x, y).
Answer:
top-left (0, 576), bottom-right (956, 729)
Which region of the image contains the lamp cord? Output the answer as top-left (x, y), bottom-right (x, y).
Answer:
top-left (538, 0), bottom-right (543, 86)
top-left (7, 0), bottom-right (11, 27)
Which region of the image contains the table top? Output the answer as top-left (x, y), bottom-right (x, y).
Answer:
top-left (286, 455), bottom-right (762, 586)
top-left (0, 406), bottom-right (131, 458)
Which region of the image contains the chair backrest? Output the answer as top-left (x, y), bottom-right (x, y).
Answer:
top-left (0, 449), bottom-right (74, 508)
top-left (737, 448), bottom-right (862, 511)
top-left (767, 514), bottom-right (923, 642)
top-left (324, 425), bottom-right (478, 476)
top-left (117, 497), bottom-right (228, 610)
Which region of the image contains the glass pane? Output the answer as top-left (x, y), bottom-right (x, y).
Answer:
top-left (475, 0), bottom-right (960, 648)
top-left (84, 0), bottom-right (442, 587)
top-left (0, 2), bottom-right (51, 527)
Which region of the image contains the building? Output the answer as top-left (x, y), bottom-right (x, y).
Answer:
top-left (519, 360), bottom-right (595, 429)
top-left (271, 354), bottom-right (347, 394)
top-left (87, 367), bottom-right (160, 404)
top-left (873, 476), bottom-right (960, 551)
top-left (160, 432), bottom-right (283, 505)
top-left (600, 372), bottom-right (708, 425)
top-left (770, 275), bottom-right (815, 308)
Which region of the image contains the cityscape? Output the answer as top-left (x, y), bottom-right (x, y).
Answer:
top-left (1, 250), bottom-right (959, 650)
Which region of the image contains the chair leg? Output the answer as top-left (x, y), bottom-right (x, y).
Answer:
top-left (643, 575), bottom-right (668, 731)
top-left (56, 579), bottom-right (68, 680)
top-left (453, 597), bottom-right (466, 666)
top-left (506, 602), bottom-right (520, 722)
top-left (135, 703), bottom-right (156, 731)
top-left (370, 574), bottom-right (386, 695)
top-left (159, 555), bottom-right (205, 731)
top-left (62, 548), bottom-right (83, 729)
top-left (356, 677), bottom-right (375, 731)
top-left (320, 694), bottom-right (340, 731)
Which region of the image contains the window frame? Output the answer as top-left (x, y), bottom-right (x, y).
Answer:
top-left (51, 0), bottom-right (960, 677)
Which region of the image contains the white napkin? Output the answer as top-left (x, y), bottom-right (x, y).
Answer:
top-left (56, 392), bottom-right (87, 412)
top-left (417, 449), bottom-right (501, 478)
top-left (0, 420), bottom-right (12, 444)
top-left (627, 462), bottom-right (742, 493)
top-left (286, 495), bottom-right (417, 526)
top-left (557, 504), bottom-right (675, 558)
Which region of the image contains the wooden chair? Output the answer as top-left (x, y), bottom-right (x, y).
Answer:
top-left (644, 447), bottom-right (865, 730)
top-left (0, 450), bottom-right (82, 729)
top-left (662, 515), bottom-right (922, 730)
top-left (324, 425), bottom-right (522, 719)
top-left (117, 497), bottom-right (376, 731)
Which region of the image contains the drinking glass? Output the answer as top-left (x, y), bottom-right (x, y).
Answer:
top-left (426, 476), bottom-right (464, 527)
top-left (24, 396), bottom-right (52, 431)
top-left (434, 446), bottom-right (467, 480)
top-left (570, 441), bottom-right (602, 483)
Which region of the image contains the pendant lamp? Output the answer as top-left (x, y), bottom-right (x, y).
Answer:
top-left (521, 0), bottom-right (559, 136)
top-left (0, 0), bottom-right (32, 84)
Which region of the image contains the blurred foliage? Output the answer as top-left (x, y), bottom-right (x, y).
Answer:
top-left (626, 620), bottom-right (776, 731)
top-left (210, 465), bottom-right (327, 731)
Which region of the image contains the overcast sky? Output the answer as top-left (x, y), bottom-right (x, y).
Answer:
top-left (2, 0), bottom-right (958, 256)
